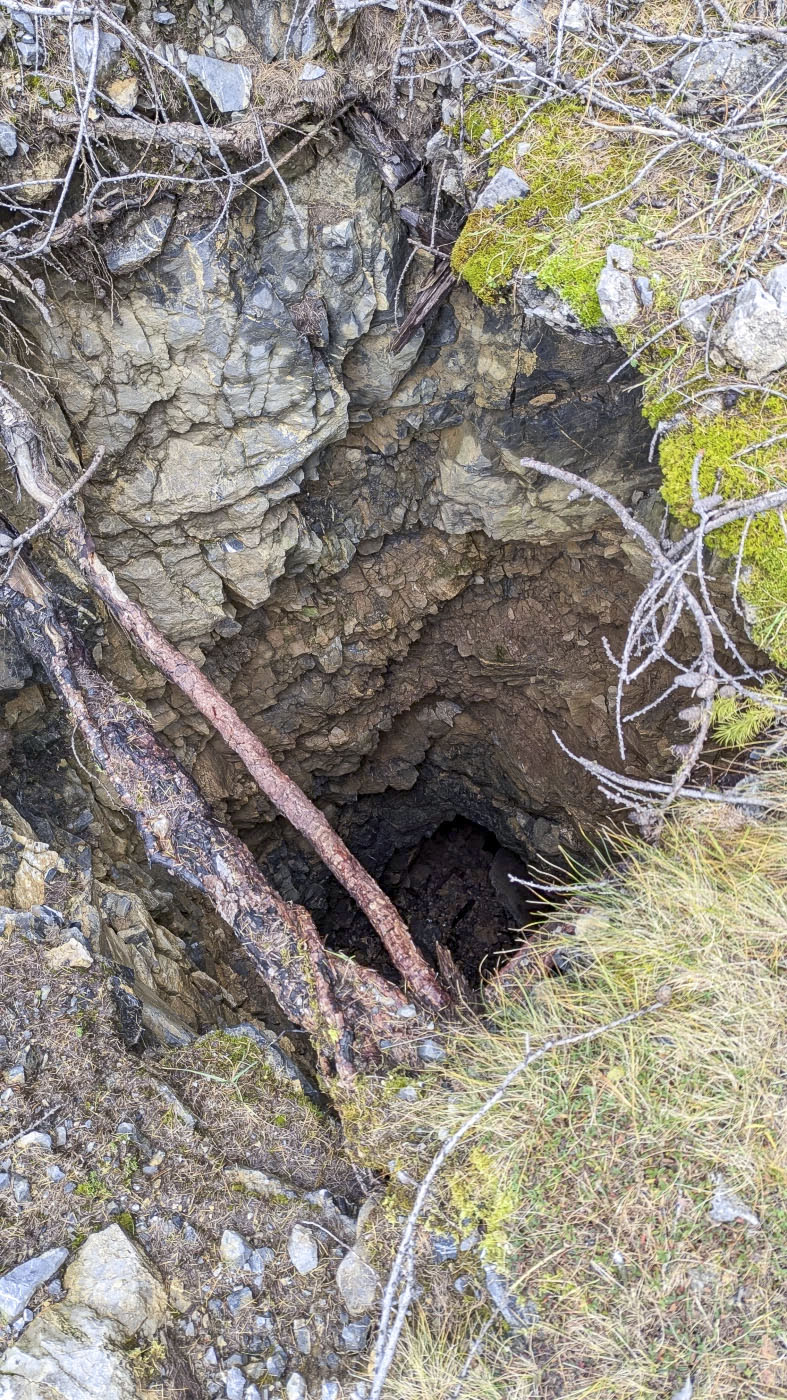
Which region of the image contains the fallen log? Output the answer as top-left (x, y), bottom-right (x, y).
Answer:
top-left (0, 383), bottom-right (448, 1011)
top-left (0, 542), bottom-right (433, 1077)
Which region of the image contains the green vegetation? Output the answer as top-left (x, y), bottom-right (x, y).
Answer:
top-left (660, 398), bottom-right (787, 664)
top-left (363, 783), bottom-right (787, 1399)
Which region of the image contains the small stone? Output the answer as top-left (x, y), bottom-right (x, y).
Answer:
top-left (416, 1038), bottom-right (445, 1063)
top-left (680, 294), bottom-right (714, 341)
top-left (45, 937), bottom-right (93, 970)
top-left (597, 264), bottom-right (640, 326)
top-left (0, 1246), bottom-right (68, 1322)
top-left (286, 1375), bottom-right (307, 1400)
top-left (672, 1379), bottom-right (693, 1400)
top-left (293, 1320), bottom-right (311, 1354)
top-left (220, 1228), bottom-right (251, 1269)
top-left (204, 1346), bottom-right (218, 1366)
top-left (484, 1265), bottom-right (538, 1331)
top-left (474, 166), bottom-right (530, 211)
top-left (226, 1286), bottom-right (253, 1317)
top-left (709, 1177), bottom-right (760, 1228)
top-left (0, 122), bottom-right (17, 158)
top-left (5, 1066), bottom-right (25, 1087)
top-left (225, 1366), bottom-right (246, 1400)
top-left (431, 1233), bottom-right (458, 1263)
top-left (153, 9), bottom-right (176, 21)
top-left (71, 23), bottom-right (122, 76)
top-left (225, 25), bottom-right (248, 51)
top-left (398, 1086), bottom-right (417, 1101)
top-left (300, 62), bottom-right (326, 80)
top-left (15, 1130), bottom-right (52, 1152)
top-left (672, 39), bottom-right (777, 96)
top-left (287, 1224), bottom-right (319, 1275)
top-left (336, 1249), bottom-right (378, 1315)
top-left (247, 1246), bottom-right (275, 1275)
top-left (265, 1345), bottom-right (288, 1378)
top-left (12, 1176), bottom-right (31, 1203)
top-left (341, 1318), bottom-right (370, 1352)
top-left (322, 1383), bottom-right (341, 1400)
top-left (185, 53), bottom-right (252, 112)
top-left (563, 0), bottom-right (588, 32)
top-left (245, 1387), bottom-right (262, 1400)
top-left (105, 75), bottom-right (139, 113)
top-left (47, 1164), bottom-right (66, 1182)
top-left (715, 277), bottom-right (787, 378)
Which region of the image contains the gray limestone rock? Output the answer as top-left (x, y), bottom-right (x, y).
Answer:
top-left (336, 1249), bottom-right (378, 1316)
top-left (71, 23), bottom-right (121, 77)
top-left (185, 54), bottom-right (252, 112)
top-left (715, 277), bottom-right (787, 378)
top-left (287, 1224), bottom-right (319, 1275)
top-left (475, 166), bottom-right (530, 210)
top-left (0, 1247), bottom-right (68, 1324)
top-left (286, 1375), bottom-right (307, 1400)
top-left (764, 261), bottom-right (787, 311)
top-left (64, 1224), bottom-right (168, 1339)
top-left (225, 1365), bottom-right (246, 1400)
top-left (0, 123), bottom-right (17, 158)
top-left (220, 1229), bottom-right (251, 1269)
top-left (0, 1227), bottom-right (167, 1399)
top-left (680, 294), bottom-right (714, 342)
top-left (103, 201), bottom-right (175, 274)
top-left (597, 245), bottom-right (641, 327)
top-left (708, 1177), bottom-right (760, 1228)
top-left (672, 39), bottom-right (778, 95)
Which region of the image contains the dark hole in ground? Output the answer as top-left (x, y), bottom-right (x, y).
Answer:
top-left (325, 817), bottom-right (544, 986)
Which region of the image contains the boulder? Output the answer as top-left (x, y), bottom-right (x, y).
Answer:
top-left (185, 54), bottom-right (252, 112)
top-left (64, 1224), bottom-right (167, 1340)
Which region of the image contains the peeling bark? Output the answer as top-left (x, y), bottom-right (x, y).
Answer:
top-left (1, 547), bottom-right (432, 1076)
top-left (0, 385), bottom-right (449, 1011)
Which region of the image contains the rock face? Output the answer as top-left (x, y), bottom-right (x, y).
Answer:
top-left (11, 129), bottom-right (675, 926)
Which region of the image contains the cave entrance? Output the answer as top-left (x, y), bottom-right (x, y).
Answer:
top-left (326, 816), bottom-right (543, 986)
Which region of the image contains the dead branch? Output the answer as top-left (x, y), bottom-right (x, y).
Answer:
top-left (0, 539), bottom-right (437, 1077)
top-left (0, 383), bottom-right (448, 1009)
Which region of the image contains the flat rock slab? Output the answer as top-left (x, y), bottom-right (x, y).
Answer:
top-left (0, 1247), bottom-right (68, 1324)
top-left (185, 54), bottom-right (252, 112)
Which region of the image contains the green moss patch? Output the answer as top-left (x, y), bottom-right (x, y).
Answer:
top-left (660, 397), bottom-right (787, 663)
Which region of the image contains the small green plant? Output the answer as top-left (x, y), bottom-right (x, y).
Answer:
top-left (75, 1170), bottom-right (111, 1201)
top-left (712, 682), bottom-right (783, 747)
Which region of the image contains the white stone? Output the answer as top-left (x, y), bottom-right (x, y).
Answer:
top-left (563, 0), bottom-right (588, 33)
top-left (225, 25), bottom-right (247, 51)
top-left (709, 1177), bottom-right (760, 1228)
top-left (15, 1131), bottom-right (53, 1152)
top-left (0, 122), bottom-right (17, 158)
top-left (71, 24), bottom-right (121, 76)
top-left (300, 62), bottom-right (326, 80)
top-left (715, 277), bottom-right (787, 379)
top-left (45, 938), bottom-right (93, 970)
top-left (286, 1375), bottom-right (307, 1400)
top-left (287, 1224), bottom-right (319, 1275)
top-left (220, 1229), bottom-right (250, 1269)
top-left (597, 266), bottom-right (640, 326)
top-left (474, 166), bottom-right (530, 210)
top-left (605, 243), bottom-right (634, 272)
